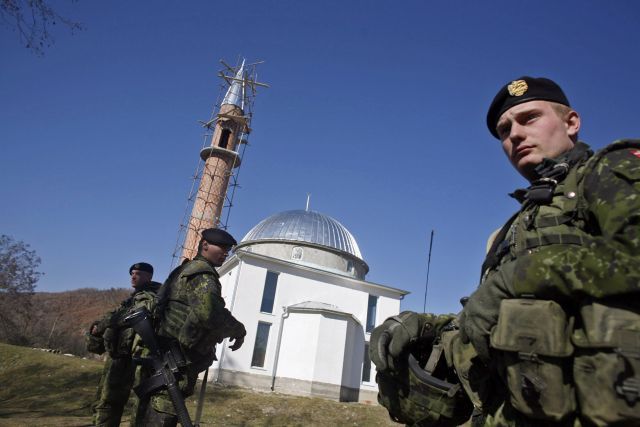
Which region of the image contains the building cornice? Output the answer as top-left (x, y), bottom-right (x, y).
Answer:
top-left (285, 302), bottom-right (362, 326)
top-left (219, 249), bottom-right (409, 298)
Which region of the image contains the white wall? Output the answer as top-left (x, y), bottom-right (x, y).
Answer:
top-left (312, 313), bottom-right (348, 385)
top-left (217, 254), bottom-right (404, 392)
top-left (278, 311), bottom-right (320, 381)
top-left (341, 318), bottom-right (365, 389)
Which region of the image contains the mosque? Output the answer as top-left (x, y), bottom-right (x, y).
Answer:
top-left (174, 60), bottom-right (408, 403)
top-left (212, 209), bottom-right (407, 402)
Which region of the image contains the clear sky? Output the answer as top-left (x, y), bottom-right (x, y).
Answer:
top-left (2, 1), bottom-right (639, 315)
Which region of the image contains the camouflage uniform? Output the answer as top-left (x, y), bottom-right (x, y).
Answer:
top-left (133, 255), bottom-right (246, 426)
top-left (457, 140), bottom-right (640, 426)
top-left (91, 281), bottom-right (161, 427)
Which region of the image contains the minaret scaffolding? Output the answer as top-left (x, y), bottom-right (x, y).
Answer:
top-left (172, 59), bottom-right (268, 265)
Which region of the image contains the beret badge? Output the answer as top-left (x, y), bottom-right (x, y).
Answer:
top-left (507, 80), bottom-right (528, 97)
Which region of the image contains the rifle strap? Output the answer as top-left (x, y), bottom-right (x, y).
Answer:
top-left (194, 368), bottom-right (209, 425)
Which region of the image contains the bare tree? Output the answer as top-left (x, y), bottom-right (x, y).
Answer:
top-left (0, 234), bottom-right (43, 344)
top-left (1, 0), bottom-right (83, 55)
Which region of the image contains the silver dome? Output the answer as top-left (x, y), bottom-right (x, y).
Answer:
top-left (241, 210), bottom-right (364, 260)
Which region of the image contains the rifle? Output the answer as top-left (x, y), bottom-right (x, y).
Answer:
top-left (123, 307), bottom-right (195, 427)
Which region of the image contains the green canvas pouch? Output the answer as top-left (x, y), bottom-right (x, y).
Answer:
top-left (572, 302), bottom-right (640, 426)
top-left (103, 327), bottom-right (119, 357)
top-left (490, 299), bottom-right (575, 421)
top-left (113, 327), bottom-right (135, 357)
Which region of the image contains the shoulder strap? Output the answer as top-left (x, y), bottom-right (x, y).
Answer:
top-left (480, 212), bottom-right (519, 279)
top-left (154, 262), bottom-right (188, 322)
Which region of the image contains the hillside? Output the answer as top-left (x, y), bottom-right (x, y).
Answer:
top-left (0, 288), bottom-right (131, 356)
top-left (0, 342), bottom-right (397, 426)
top-left (33, 287), bottom-right (131, 354)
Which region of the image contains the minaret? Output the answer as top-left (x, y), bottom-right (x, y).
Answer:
top-left (178, 60), bottom-right (266, 261)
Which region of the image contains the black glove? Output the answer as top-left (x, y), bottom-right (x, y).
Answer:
top-left (370, 311), bottom-right (454, 373)
top-left (229, 335), bottom-right (244, 351)
top-left (229, 324), bottom-right (246, 351)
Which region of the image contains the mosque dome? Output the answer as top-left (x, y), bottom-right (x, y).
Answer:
top-left (237, 210), bottom-right (369, 279)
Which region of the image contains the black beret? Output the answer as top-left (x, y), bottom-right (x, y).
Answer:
top-left (202, 228), bottom-right (237, 247)
top-left (129, 262), bottom-right (153, 275)
top-left (487, 76), bottom-right (570, 138)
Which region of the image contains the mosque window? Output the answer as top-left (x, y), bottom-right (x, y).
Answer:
top-left (362, 342), bottom-right (372, 382)
top-left (219, 128), bottom-right (231, 149)
top-left (251, 322), bottom-right (271, 368)
top-left (365, 295), bottom-right (378, 333)
top-left (260, 271), bottom-right (279, 313)
top-left (291, 246), bottom-right (303, 260)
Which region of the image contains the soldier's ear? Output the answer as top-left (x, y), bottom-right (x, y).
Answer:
top-left (565, 110), bottom-right (580, 139)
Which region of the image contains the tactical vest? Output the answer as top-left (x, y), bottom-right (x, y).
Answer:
top-left (483, 145), bottom-right (591, 280)
top-left (156, 259), bottom-right (224, 362)
top-left (103, 284), bottom-right (159, 358)
top-left (483, 140), bottom-right (640, 425)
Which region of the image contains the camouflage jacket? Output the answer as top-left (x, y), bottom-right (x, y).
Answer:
top-left (457, 140), bottom-right (640, 422)
top-left (95, 281), bottom-right (161, 358)
top-left (156, 255), bottom-right (245, 364)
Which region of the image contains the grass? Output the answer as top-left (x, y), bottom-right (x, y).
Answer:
top-left (0, 343), bottom-right (397, 426)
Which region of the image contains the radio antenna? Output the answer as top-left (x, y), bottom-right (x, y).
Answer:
top-left (423, 230), bottom-right (435, 312)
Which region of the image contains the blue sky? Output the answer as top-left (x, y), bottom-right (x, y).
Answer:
top-left (2, 1), bottom-right (639, 314)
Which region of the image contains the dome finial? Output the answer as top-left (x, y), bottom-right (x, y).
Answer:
top-left (306, 193), bottom-right (311, 212)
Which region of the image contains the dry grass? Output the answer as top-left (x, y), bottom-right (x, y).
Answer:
top-left (0, 343), bottom-right (397, 426)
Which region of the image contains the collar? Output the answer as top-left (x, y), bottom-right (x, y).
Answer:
top-left (194, 254), bottom-right (220, 276)
top-left (132, 280), bottom-right (162, 295)
top-left (509, 141), bottom-right (593, 204)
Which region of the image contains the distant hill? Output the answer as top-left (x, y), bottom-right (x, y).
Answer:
top-left (36, 287), bottom-right (131, 355)
top-left (0, 342), bottom-right (397, 426)
top-left (1, 288), bottom-right (130, 356)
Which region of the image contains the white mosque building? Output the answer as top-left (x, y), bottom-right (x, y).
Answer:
top-left (208, 208), bottom-right (408, 402)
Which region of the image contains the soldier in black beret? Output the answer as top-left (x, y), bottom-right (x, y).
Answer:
top-left (197, 227), bottom-right (237, 267)
top-left (201, 228), bottom-right (237, 247)
top-left (486, 76), bottom-right (571, 139)
top-left (371, 76), bottom-right (640, 426)
top-left (88, 262), bottom-right (161, 426)
top-left (485, 76), bottom-right (579, 182)
top-left (134, 228), bottom-right (245, 426)
top-left (129, 262), bottom-right (153, 276)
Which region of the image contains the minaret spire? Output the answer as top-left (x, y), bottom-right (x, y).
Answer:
top-left (175, 59), bottom-right (268, 262)
top-left (222, 59), bottom-right (245, 109)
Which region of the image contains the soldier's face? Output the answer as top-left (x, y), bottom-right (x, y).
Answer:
top-left (130, 270), bottom-right (152, 288)
top-left (201, 242), bottom-right (231, 267)
top-left (496, 100), bottom-right (580, 181)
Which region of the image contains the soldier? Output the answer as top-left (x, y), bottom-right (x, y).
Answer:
top-left (87, 262), bottom-right (161, 427)
top-left (133, 228), bottom-right (246, 426)
top-left (370, 77), bottom-right (640, 426)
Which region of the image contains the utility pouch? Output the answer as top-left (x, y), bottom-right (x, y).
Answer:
top-left (113, 327), bottom-right (135, 357)
top-left (572, 302), bottom-right (640, 426)
top-left (102, 327), bottom-right (119, 357)
top-left (490, 299), bottom-right (575, 421)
